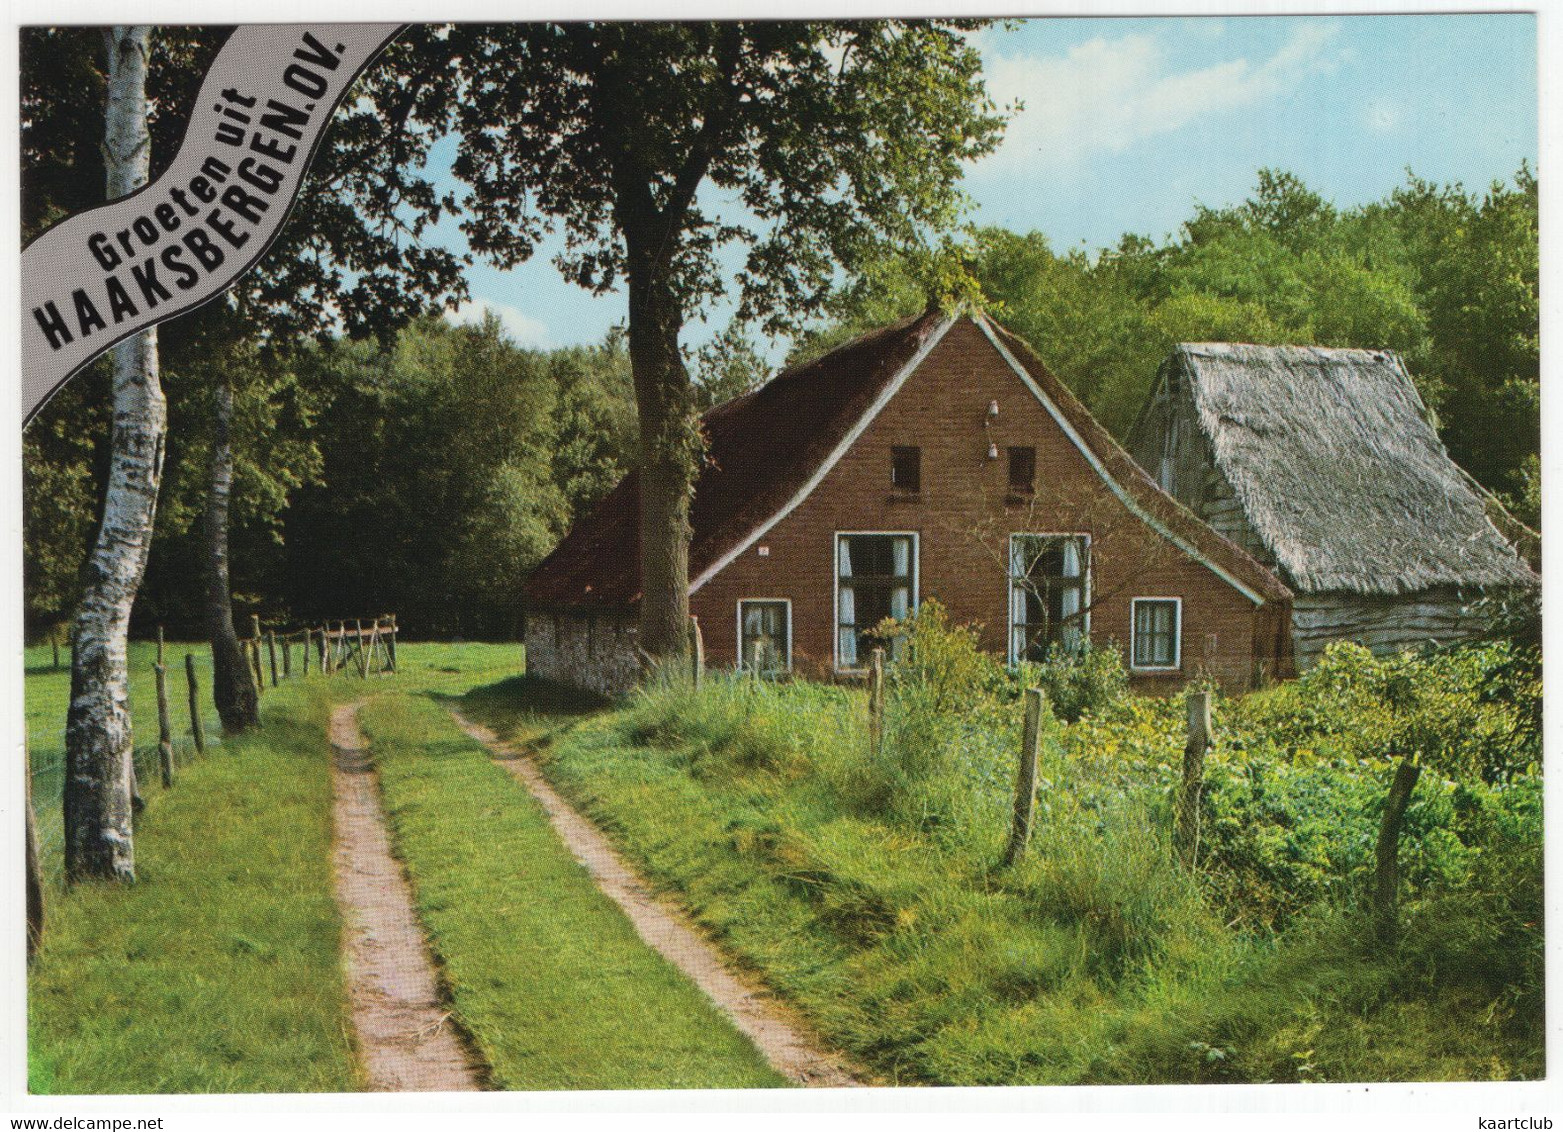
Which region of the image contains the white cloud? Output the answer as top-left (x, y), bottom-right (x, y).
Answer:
top-left (1365, 97), bottom-right (1404, 134)
top-left (448, 299), bottom-right (553, 349)
top-left (974, 22), bottom-right (1344, 174)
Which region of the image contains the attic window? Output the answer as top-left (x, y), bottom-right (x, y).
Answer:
top-left (891, 446), bottom-right (921, 493)
top-left (1008, 447), bottom-right (1035, 493)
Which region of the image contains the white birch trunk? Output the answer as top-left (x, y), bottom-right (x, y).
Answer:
top-left (64, 26), bottom-right (164, 882)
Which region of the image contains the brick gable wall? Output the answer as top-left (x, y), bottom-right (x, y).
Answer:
top-left (692, 319), bottom-right (1277, 690)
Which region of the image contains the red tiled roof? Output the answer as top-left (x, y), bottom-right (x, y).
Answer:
top-left (525, 311), bottom-right (1291, 611)
top-left (525, 310), bottom-right (948, 610)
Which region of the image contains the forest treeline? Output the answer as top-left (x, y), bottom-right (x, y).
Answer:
top-left (24, 165), bottom-right (1539, 641)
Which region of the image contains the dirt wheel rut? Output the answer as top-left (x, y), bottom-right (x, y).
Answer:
top-left (331, 702), bottom-right (484, 1092)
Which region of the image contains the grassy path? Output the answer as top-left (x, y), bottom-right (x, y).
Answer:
top-left (358, 689), bottom-right (789, 1090)
top-left (447, 709), bottom-right (860, 1087)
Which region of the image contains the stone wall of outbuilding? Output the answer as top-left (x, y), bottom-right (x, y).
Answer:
top-left (524, 610), bottom-right (641, 698)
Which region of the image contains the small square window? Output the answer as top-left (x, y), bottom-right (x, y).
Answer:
top-left (1008, 446), bottom-right (1036, 492)
top-left (891, 446), bottom-right (921, 493)
top-left (1132, 599), bottom-right (1181, 670)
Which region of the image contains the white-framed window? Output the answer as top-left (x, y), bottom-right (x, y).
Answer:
top-left (1131, 597), bottom-right (1182, 671)
top-left (835, 532), bottom-right (917, 670)
top-left (1009, 534), bottom-right (1090, 665)
top-left (737, 599), bottom-right (791, 675)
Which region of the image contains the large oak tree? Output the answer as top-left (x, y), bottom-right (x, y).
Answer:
top-left (443, 21), bottom-right (1006, 669)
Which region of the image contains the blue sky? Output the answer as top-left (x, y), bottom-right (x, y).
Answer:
top-left (439, 14), bottom-right (1537, 357)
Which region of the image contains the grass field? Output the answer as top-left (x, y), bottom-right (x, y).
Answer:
top-left (25, 642), bottom-right (225, 882)
top-left (28, 675), bottom-right (358, 1094)
top-left (26, 643), bottom-right (523, 1094)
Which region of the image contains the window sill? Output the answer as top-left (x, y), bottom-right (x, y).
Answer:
top-left (1129, 665), bottom-right (1183, 676)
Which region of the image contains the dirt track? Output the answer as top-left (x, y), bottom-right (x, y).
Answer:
top-left (448, 708), bottom-right (861, 1088)
top-left (330, 702), bottom-right (484, 1092)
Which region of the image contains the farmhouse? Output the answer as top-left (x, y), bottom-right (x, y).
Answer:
top-left (524, 311), bottom-right (1293, 696)
top-left (1126, 343), bottom-right (1538, 669)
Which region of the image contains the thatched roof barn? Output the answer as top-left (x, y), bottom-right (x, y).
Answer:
top-left (1128, 343), bottom-right (1537, 666)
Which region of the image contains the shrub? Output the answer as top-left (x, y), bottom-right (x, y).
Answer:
top-left (1017, 641), bottom-right (1129, 724)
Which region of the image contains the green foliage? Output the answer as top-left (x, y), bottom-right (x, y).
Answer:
top-left (694, 321), bottom-right (769, 409)
top-left (1017, 640), bottom-right (1129, 724)
top-left (278, 317), bottom-right (635, 636)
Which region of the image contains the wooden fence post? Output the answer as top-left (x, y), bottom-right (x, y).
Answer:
top-left (1373, 757), bottom-right (1422, 946)
top-left (249, 614), bottom-right (264, 693)
top-left (689, 616), bottom-right (704, 689)
top-left (1003, 688), bottom-right (1046, 867)
top-left (868, 647), bottom-right (885, 757)
top-left (25, 746), bottom-right (43, 961)
top-left (749, 639), bottom-right (762, 683)
top-left (385, 615), bottom-right (397, 673)
top-left (367, 618), bottom-right (383, 676)
top-left (155, 627), bottom-right (174, 789)
top-left (303, 628), bottom-right (311, 675)
top-left (186, 652), bottom-right (206, 756)
top-left (282, 634), bottom-right (291, 679)
top-left (356, 619), bottom-right (369, 678)
top-left (1176, 690), bottom-right (1212, 868)
top-left (266, 631), bottom-right (279, 688)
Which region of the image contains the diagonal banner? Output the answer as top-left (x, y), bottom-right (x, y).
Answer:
top-left (20, 23), bottom-right (403, 424)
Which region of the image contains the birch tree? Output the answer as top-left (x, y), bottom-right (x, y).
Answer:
top-left (63, 26), bottom-right (164, 883)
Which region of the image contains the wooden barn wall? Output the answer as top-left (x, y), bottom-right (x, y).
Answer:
top-left (1291, 588), bottom-right (1489, 669)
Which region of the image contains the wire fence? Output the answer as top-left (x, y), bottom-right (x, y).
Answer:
top-left (27, 646), bottom-right (222, 885)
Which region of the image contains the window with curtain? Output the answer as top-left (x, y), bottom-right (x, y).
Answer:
top-left (739, 600), bottom-right (790, 675)
top-left (1009, 534), bottom-right (1088, 663)
top-left (837, 534), bottom-right (914, 668)
top-left (1132, 598), bottom-right (1180, 669)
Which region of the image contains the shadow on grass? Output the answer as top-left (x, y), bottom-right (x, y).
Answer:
top-left (425, 673), bottom-right (611, 745)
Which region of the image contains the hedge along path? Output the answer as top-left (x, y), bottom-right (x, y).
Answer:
top-left (448, 709), bottom-right (862, 1089)
top-left (330, 702), bottom-right (485, 1091)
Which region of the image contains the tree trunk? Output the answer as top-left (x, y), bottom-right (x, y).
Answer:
top-left (63, 26), bottom-right (162, 883)
top-left (204, 372), bottom-right (258, 732)
top-left (626, 260), bottom-right (697, 676)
